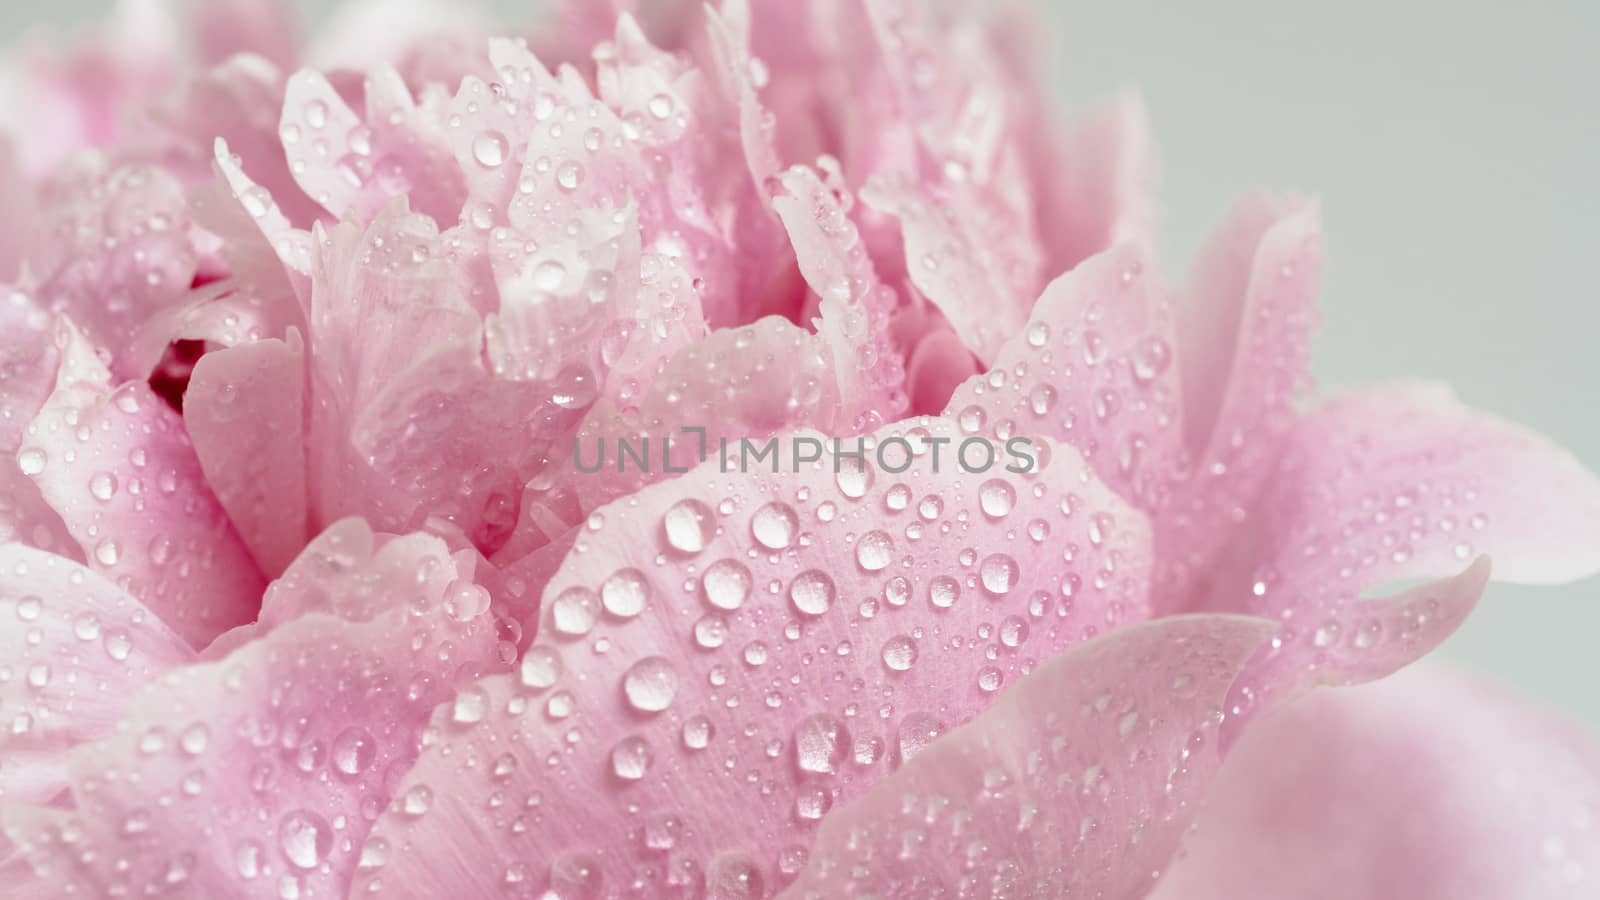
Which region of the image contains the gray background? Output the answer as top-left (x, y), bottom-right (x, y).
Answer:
top-left (5, 1), bottom-right (1597, 723)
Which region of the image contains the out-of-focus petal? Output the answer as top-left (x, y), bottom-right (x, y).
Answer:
top-left (1151, 662), bottom-right (1600, 900)
top-left (183, 330), bottom-right (308, 578)
top-left (784, 614), bottom-right (1275, 897)
top-left (0, 525), bottom-right (501, 899)
top-left (350, 416), bottom-right (1152, 897)
top-left (192, 0), bottom-right (299, 72)
top-left (0, 544), bottom-right (195, 804)
top-left (19, 319), bottom-right (264, 648)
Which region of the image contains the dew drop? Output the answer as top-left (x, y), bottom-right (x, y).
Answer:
top-left (979, 479), bottom-right (1016, 519)
top-left (600, 568), bottom-right (650, 619)
top-left (701, 558), bottom-right (751, 610)
top-left (855, 530), bottom-right (893, 571)
top-left (788, 570), bottom-right (836, 617)
top-left (622, 656), bottom-right (679, 713)
top-left (520, 645), bottom-right (563, 690)
top-left (979, 553), bottom-right (1019, 596)
top-left (881, 635), bottom-right (917, 672)
top-left (663, 499), bottom-right (715, 553)
top-left (682, 715), bottom-right (713, 751)
top-left (751, 501), bottom-right (799, 550)
top-left (793, 713), bottom-right (849, 776)
top-left (610, 736), bottom-right (653, 781)
top-left (332, 727), bottom-right (377, 776)
top-left (550, 587), bottom-right (600, 636)
top-left (929, 575), bottom-right (960, 609)
top-left (471, 130), bottom-right (509, 168)
top-left (278, 810), bottom-right (331, 870)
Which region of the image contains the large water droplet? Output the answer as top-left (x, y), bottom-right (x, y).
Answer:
top-left (610, 736), bottom-right (653, 781)
top-left (881, 635), bottom-right (917, 672)
top-left (702, 559), bottom-right (751, 610)
top-left (708, 853), bottom-right (764, 899)
top-left (788, 570), bottom-right (836, 617)
top-left (622, 656), bottom-right (679, 713)
top-left (332, 727), bottom-right (377, 776)
top-left (979, 479), bottom-right (1016, 519)
top-left (520, 645), bottom-right (563, 690)
top-left (979, 554), bottom-right (1019, 596)
top-left (750, 501), bottom-right (799, 550)
top-left (278, 810), bottom-right (331, 870)
top-left (855, 530), bottom-right (893, 571)
top-left (929, 575), bottom-right (960, 609)
top-left (793, 713), bottom-right (849, 776)
top-left (601, 568), bottom-right (650, 619)
top-left (682, 715), bottom-right (713, 751)
top-left (472, 130), bottom-right (509, 168)
top-left (551, 587), bottom-right (600, 636)
top-left (663, 499), bottom-right (715, 553)
top-left (896, 713), bottom-right (944, 767)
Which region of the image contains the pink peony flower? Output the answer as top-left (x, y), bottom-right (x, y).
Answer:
top-left (1, 1), bottom-right (1598, 897)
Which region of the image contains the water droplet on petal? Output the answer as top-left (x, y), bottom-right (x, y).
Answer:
top-left (663, 499), bottom-right (715, 554)
top-left (520, 645), bottom-right (563, 690)
top-left (788, 570), bottom-right (835, 617)
top-left (471, 130), bottom-right (509, 168)
top-left (332, 727), bottom-right (377, 776)
top-left (751, 502), bottom-right (799, 550)
top-left (551, 587), bottom-right (600, 636)
top-left (702, 559), bottom-right (751, 610)
top-left (793, 713), bottom-right (849, 776)
top-left (855, 530), bottom-right (893, 571)
top-left (278, 810), bottom-right (331, 870)
top-left (622, 656), bottom-right (679, 713)
top-left (881, 635), bottom-right (917, 672)
top-left (601, 568), bottom-right (650, 619)
top-left (610, 736), bottom-right (653, 781)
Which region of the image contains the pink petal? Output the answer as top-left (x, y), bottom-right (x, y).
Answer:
top-left (1151, 662), bottom-right (1600, 900)
top-left (0, 139), bottom-right (29, 281)
top-left (1020, 87), bottom-right (1156, 274)
top-left (942, 242), bottom-right (1184, 509)
top-left (0, 544), bottom-right (195, 804)
top-left (349, 417), bottom-right (1152, 897)
top-left (863, 174), bottom-right (1040, 365)
top-left (1157, 196), bottom-right (1323, 602)
top-left (0, 526), bottom-right (500, 898)
top-left (24, 162), bottom-right (199, 380)
top-left (183, 330), bottom-right (309, 578)
top-left (785, 614), bottom-right (1276, 897)
top-left (19, 319), bottom-right (264, 648)
top-left (192, 0), bottom-right (299, 73)
top-left (1208, 382), bottom-right (1600, 735)
top-left (1, 291), bottom-right (78, 559)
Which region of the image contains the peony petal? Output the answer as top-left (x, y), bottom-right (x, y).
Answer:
top-left (1, 291), bottom-right (78, 559)
top-left (942, 242), bottom-right (1184, 510)
top-left (783, 614), bottom-right (1276, 897)
top-left (20, 319), bottom-right (264, 648)
top-left (0, 544), bottom-right (195, 804)
top-left (23, 162), bottom-right (199, 380)
top-left (1206, 382), bottom-right (1600, 735)
top-left (1024, 90), bottom-right (1156, 276)
top-left (192, 0), bottom-right (299, 73)
top-left (183, 330), bottom-right (308, 578)
top-left (1151, 662), bottom-right (1600, 900)
top-left (0, 526), bottom-right (501, 898)
top-left (350, 416), bottom-right (1151, 897)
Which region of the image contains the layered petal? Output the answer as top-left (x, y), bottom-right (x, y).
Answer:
top-left (19, 319), bottom-right (264, 648)
top-left (351, 416), bottom-right (1152, 897)
top-left (1152, 663), bottom-right (1600, 900)
top-left (784, 614), bottom-right (1275, 897)
top-left (0, 523), bottom-right (501, 899)
top-left (183, 331), bottom-right (308, 578)
top-left (0, 544), bottom-right (195, 804)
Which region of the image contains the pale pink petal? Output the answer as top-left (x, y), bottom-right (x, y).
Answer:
top-left (942, 242), bottom-right (1184, 509)
top-left (192, 0), bottom-right (299, 73)
top-left (1152, 663), bottom-right (1600, 900)
top-left (784, 614), bottom-right (1276, 897)
top-left (1208, 382), bottom-right (1600, 734)
top-left (0, 139), bottom-right (29, 281)
top-left (904, 326), bottom-right (979, 418)
top-left (350, 417), bottom-right (1151, 897)
top-left (19, 319), bottom-right (264, 648)
top-left (1159, 196), bottom-right (1322, 601)
top-left (774, 165), bottom-right (908, 430)
top-left (1, 291), bottom-right (78, 559)
top-left (24, 162), bottom-right (199, 380)
top-left (0, 527), bottom-right (500, 898)
top-left (1016, 87), bottom-right (1156, 274)
top-left (863, 174), bottom-right (1039, 365)
top-left (183, 330), bottom-right (308, 578)
top-left (0, 544), bottom-right (195, 804)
